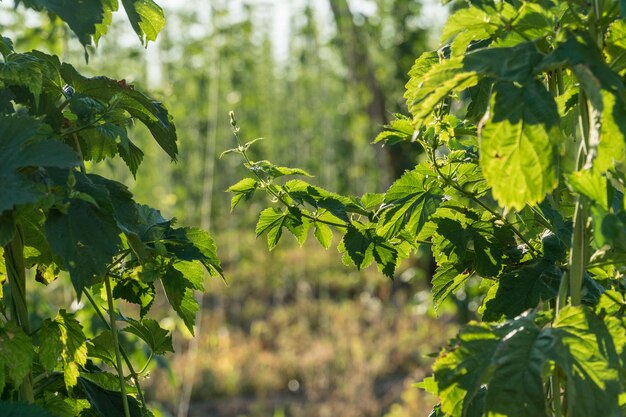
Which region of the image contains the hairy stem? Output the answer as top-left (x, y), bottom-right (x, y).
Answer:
top-left (83, 289), bottom-right (147, 408)
top-left (104, 276), bottom-right (131, 417)
top-left (3, 225), bottom-right (34, 402)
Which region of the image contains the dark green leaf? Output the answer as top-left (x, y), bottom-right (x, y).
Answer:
top-left (121, 0), bottom-right (166, 45)
top-left (45, 199), bottom-right (122, 295)
top-left (0, 212), bottom-right (15, 247)
top-left (0, 36), bottom-right (14, 57)
top-left (61, 64), bottom-right (178, 160)
top-left (78, 377), bottom-right (142, 417)
top-left (464, 41), bottom-right (544, 83)
top-left (0, 115), bottom-right (79, 213)
top-left (121, 318), bottom-right (174, 355)
top-left (0, 53), bottom-right (43, 101)
top-left (484, 314), bottom-right (550, 417)
top-left (432, 263), bottom-right (471, 308)
top-left (112, 278), bottom-right (155, 318)
top-left (0, 321), bottom-right (34, 394)
top-left (165, 227), bottom-right (222, 276)
top-left (340, 226), bottom-right (399, 278)
top-left (482, 259), bottom-right (562, 321)
top-left (161, 264), bottom-right (199, 334)
top-left (548, 306), bottom-right (622, 417)
top-left (0, 402), bottom-right (59, 417)
top-left (23, 0), bottom-right (113, 47)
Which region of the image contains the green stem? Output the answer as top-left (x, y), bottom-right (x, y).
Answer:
top-left (551, 370), bottom-right (563, 417)
top-left (230, 114), bottom-right (348, 230)
top-left (3, 225), bottom-right (34, 402)
top-left (569, 92), bottom-right (593, 307)
top-left (569, 201), bottom-right (587, 306)
top-left (104, 276), bottom-right (131, 417)
top-left (83, 290), bottom-right (147, 409)
top-left (556, 270), bottom-right (569, 314)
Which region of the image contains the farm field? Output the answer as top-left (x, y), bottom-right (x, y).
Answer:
top-left (1, 1), bottom-right (626, 417)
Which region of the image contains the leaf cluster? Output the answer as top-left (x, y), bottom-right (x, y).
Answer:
top-left (0, 5), bottom-right (222, 417)
top-left (226, 0), bottom-right (626, 415)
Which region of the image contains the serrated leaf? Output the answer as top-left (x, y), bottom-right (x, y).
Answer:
top-left (548, 306), bottom-right (622, 417)
top-left (0, 53), bottom-right (43, 102)
top-left (434, 322), bottom-right (499, 416)
top-left (431, 210), bottom-right (514, 279)
top-left (373, 115), bottom-right (414, 145)
top-left (567, 170), bottom-right (609, 210)
top-left (78, 123), bottom-right (126, 164)
top-left (255, 207), bottom-right (287, 250)
top-left (161, 264), bottom-right (199, 334)
top-left (314, 222), bottom-right (333, 249)
top-left (164, 227), bottom-right (222, 277)
top-left (284, 208), bottom-right (311, 246)
top-left (121, 318), bottom-right (173, 355)
top-left (440, 5), bottom-right (512, 55)
top-left (339, 226), bottom-right (399, 278)
top-left (484, 314), bottom-right (550, 417)
top-left (377, 168), bottom-right (442, 239)
top-left (112, 278), bottom-right (155, 318)
top-left (227, 178), bottom-right (259, 210)
top-left (25, 0), bottom-right (111, 47)
top-left (38, 319), bottom-right (65, 372)
top-left (80, 370), bottom-right (138, 394)
top-left (464, 41), bottom-right (544, 83)
top-left (405, 57), bottom-right (480, 126)
top-left (0, 321), bottom-right (34, 394)
top-left (482, 259), bottom-right (562, 321)
top-left (0, 36), bottom-right (14, 57)
top-left (121, 0), bottom-right (166, 45)
top-left (78, 377), bottom-right (142, 417)
top-left (0, 115), bottom-right (79, 213)
top-left (57, 310), bottom-right (88, 388)
top-left (480, 81), bottom-right (559, 209)
top-left (88, 331), bottom-right (117, 367)
top-left (247, 160), bottom-right (313, 178)
top-left (432, 263), bottom-right (471, 308)
top-left (61, 64), bottom-right (178, 160)
top-left (46, 198), bottom-right (122, 295)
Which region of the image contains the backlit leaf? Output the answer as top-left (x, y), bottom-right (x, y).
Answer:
top-left (121, 0), bottom-right (166, 45)
top-left (61, 64), bottom-right (178, 160)
top-left (0, 321), bottom-right (34, 394)
top-left (482, 259), bottom-right (562, 321)
top-left (480, 81), bottom-right (559, 209)
top-left (121, 318), bottom-right (173, 355)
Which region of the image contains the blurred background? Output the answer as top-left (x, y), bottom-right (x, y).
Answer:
top-left (1, 1), bottom-right (464, 416)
